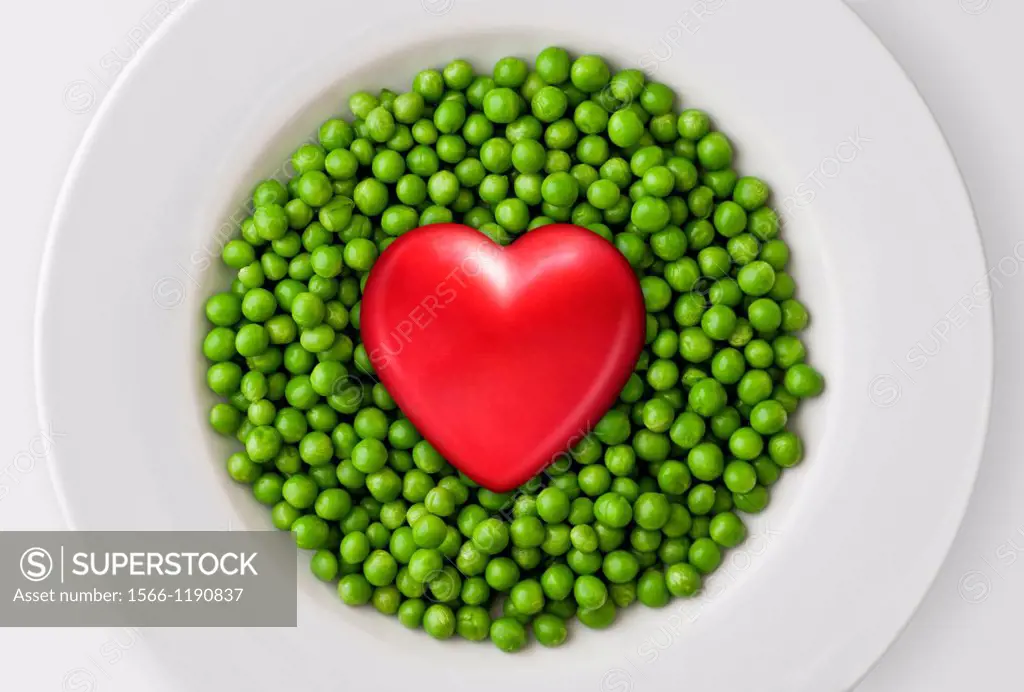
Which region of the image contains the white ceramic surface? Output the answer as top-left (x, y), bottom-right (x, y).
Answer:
top-left (36, 0), bottom-right (991, 690)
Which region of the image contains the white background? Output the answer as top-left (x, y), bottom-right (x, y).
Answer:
top-left (1, 0), bottom-right (1019, 689)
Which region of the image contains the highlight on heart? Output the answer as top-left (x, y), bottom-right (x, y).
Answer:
top-left (364, 237), bottom-right (502, 374)
top-left (360, 223), bottom-right (645, 492)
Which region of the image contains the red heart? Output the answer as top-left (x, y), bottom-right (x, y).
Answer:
top-left (361, 224), bottom-right (645, 492)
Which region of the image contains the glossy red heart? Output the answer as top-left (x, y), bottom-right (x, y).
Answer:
top-left (361, 224), bottom-right (644, 492)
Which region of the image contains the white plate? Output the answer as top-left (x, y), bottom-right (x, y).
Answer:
top-left (36, 0), bottom-right (991, 690)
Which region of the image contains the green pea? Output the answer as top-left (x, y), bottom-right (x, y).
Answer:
top-left (203, 54), bottom-right (824, 651)
top-left (577, 599), bottom-right (617, 629)
top-left (423, 604), bottom-right (456, 640)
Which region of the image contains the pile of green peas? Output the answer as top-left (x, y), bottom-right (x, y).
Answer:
top-left (202, 47), bottom-right (824, 652)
